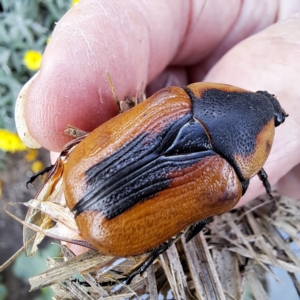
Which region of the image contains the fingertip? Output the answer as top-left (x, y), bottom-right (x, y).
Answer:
top-left (25, 64), bottom-right (119, 151)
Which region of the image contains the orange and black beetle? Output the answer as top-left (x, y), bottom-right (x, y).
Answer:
top-left (29, 82), bottom-right (288, 281)
top-left (63, 82), bottom-right (287, 255)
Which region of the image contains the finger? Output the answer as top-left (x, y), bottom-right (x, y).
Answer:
top-left (146, 66), bottom-right (189, 96)
top-left (196, 15), bottom-right (300, 204)
top-left (50, 151), bottom-right (60, 164)
top-left (18, 0), bottom-right (279, 151)
top-left (276, 163), bottom-right (300, 199)
top-left (189, 0), bottom-right (300, 78)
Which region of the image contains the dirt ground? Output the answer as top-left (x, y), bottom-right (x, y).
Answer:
top-left (0, 150), bottom-right (50, 300)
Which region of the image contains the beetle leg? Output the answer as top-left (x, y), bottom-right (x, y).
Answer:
top-left (124, 233), bottom-right (183, 285)
top-left (185, 217), bottom-right (213, 243)
top-left (124, 243), bottom-right (169, 285)
top-left (240, 180), bottom-right (250, 196)
top-left (26, 165), bottom-right (54, 188)
top-left (257, 168), bottom-right (273, 199)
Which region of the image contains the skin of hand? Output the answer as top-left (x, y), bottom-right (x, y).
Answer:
top-left (17, 0), bottom-right (300, 210)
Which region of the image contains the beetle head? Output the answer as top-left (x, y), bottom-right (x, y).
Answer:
top-left (256, 91), bottom-right (288, 127)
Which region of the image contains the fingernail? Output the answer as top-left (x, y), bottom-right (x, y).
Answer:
top-left (15, 72), bottom-right (41, 149)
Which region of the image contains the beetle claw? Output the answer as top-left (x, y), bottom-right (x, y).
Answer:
top-left (26, 165), bottom-right (54, 188)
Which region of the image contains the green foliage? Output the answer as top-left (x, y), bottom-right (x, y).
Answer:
top-left (0, 284), bottom-right (8, 300)
top-left (34, 287), bottom-right (55, 300)
top-left (12, 243), bottom-right (60, 280)
top-left (0, 0), bottom-right (71, 131)
top-left (12, 243), bottom-right (59, 299)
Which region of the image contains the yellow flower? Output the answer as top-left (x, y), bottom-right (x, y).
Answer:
top-left (71, 0), bottom-right (80, 6)
top-left (24, 50), bottom-right (42, 71)
top-left (25, 149), bottom-right (38, 162)
top-left (0, 129), bottom-right (27, 153)
top-left (31, 160), bottom-right (44, 174)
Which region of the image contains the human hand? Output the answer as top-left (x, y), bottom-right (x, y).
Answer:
top-left (16, 0), bottom-right (300, 206)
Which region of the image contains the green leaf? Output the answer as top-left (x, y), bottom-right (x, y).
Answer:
top-left (0, 47), bottom-right (10, 66)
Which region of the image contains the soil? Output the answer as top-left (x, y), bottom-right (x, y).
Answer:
top-left (0, 150), bottom-right (50, 300)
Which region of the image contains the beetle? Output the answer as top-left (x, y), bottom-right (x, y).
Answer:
top-left (28, 82), bottom-right (288, 282)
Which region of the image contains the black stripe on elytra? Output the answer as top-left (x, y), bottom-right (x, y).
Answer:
top-left (184, 87), bottom-right (275, 181)
top-left (73, 112), bottom-right (194, 217)
top-left (77, 150), bottom-right (216, 219)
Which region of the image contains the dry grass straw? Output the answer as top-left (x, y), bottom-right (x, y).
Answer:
top-left (27, 194), bottom-right (300, 299)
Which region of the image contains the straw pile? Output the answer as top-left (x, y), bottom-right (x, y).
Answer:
top-left (27, 194), bottom-right (300, 299)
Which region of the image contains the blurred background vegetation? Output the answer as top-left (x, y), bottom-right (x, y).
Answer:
top-left (0, 0), bottom-right (78, 299)
top-left (0, 0), bottom-right (79, 131)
